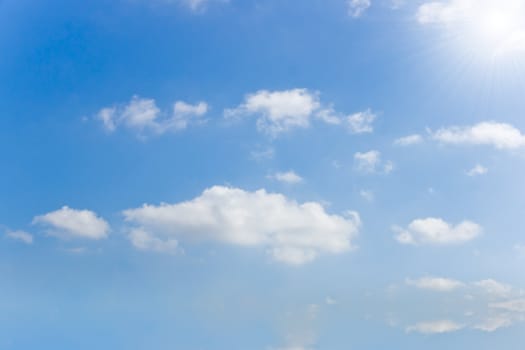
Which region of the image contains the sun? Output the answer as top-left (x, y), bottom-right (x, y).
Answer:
top-left (462, 1), bottom-right (525, 57)
top-left (474, 4), bottom-right (521, 42)
top-left (422, 0), bottom-right (525, 60)
top-left (481, 10), bottom-right (517, 39)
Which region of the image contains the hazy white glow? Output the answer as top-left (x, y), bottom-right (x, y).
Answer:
top-left (418, 0), bottom-right (525, 58)
top-left (473, 5), bottom-right (521, 45)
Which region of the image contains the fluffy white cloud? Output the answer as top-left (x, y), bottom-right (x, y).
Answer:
top-left (171, 101), bottom-right (208, 129)
top-left (268, 171), bottom-right (304, 185)
top-left (406, 277), bottom-right (465, 292)
top-left (406, 320), bottom-right (464, 334)
top-left (466, 164), bottom-right (488, 176)
top-left (224, 89), bottom-right (320, 136)
top-left (123, 186), bottom-right (361, 265)
top-left (96, 96), bottom-right (208, 136)
top-left (432, 122), bottom-right (525, 150)
top-left (354, 150), bottom-right (394, 174)
top-left (347, 0), bottom-right (371, 18)
top-left (5, 230), bottom-right (33, 244)
top-left (225, 89), bottom-right (374, 136)
top-left (346, 109), bottom-right (376, 134)
top-left (33, 206), bottom-right (109, 240)
top-left (394, 134), bottom-right (423, 146)
top-left (394, 217), bottom-right (482, 245)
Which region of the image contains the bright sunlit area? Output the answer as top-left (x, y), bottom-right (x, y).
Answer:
top-left (418, 0), bottom-right (525, 59)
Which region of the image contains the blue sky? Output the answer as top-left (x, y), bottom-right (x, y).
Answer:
top-left (2, 0), bottom-right (525, 348)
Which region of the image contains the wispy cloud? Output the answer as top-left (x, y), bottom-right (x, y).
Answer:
top-left (406, 277), bottom-right (465, 292)
top-left (347, 0), bottom-right (371, 18)
top-left (394, 134), bottom-right (423, 146)
top-left (432, 122), bottom-right (525, 150)
top-left (406, 320), bottom-right (464, 334)
top-left (466, 164), bottom-right (488, 176)
top-left (96, 96), bottom-right (208, 137)
top-left (5, 230), bottom-right (33, 244)
top-left (393, 217), bottom-right (482, 245)
top-left (354, 150), bottom-right (394, 174)
top-left (268, 171), bottom-right (304, 185)
top-left (33, 207), bottom-right (110, 240)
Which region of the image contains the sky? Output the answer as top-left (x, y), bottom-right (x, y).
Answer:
top-left (2, 0), bottom-right (525, 349)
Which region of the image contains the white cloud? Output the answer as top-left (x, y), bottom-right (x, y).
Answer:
top-left (474, 279), bottom-right (513, 297)
top-left (432, 122), bottom-right (525, 150)
top-left (315, 107), bottom-right (343, 125)
top-left (170, 101), bottom-right (208, 130)
top-left (224, 89), bottom-right (320, 136)
top-left (474, 316), bottom-right (513, 332)
top-left (5, 230), bottom-right (33, 244)
top-left (355, 151), bottom-right (380, 173)
top-left (393, 276), bottom-right (525, 334)
top-left (490, 299), bottom-right (525, 313)
top-left (394, 217), bottom-right (482, 245)
top-left (406, 277), bottom-right (465, 292)
top-left (65, 247), bottom-right (88, 255)
top-left (416, 0), bottom-right (524, 25)
top-left (360, 190), bottom-right (375, 202)
top-left (268, 171), bottom-right (304, 185)
top-left (405, 276), bottom-right (513, 295)
top-left (96, 96), bottom-right (208, 136)
top-left (33, 206), bottom-right (110, 240)
top-left (123, 186), bottom-right (361, 265)
top-left (250, 147), bottom-right (275, 161)
top-left (390, 0), bottom-right (406, 9)
top-left (394, 134), bottom-right (423, 146)
top-left (97, 107), bottom-right (117, 132)
top-left (325, 297), bottom-right (337, 305)
top-left (347, 0), bottom-right (371, 18)
top-left (225, 89), bottom-right (373, 136)
top-left (346, 109), bottom-right (376, 134)
top-left (382, 161), bottom-right (394, 173)
top-left (416, 1), bottom-right (466, 24)
top-left (129, 228), bottom-right (179, 253)
top-left (181, 0), bottom-right (229, 12)
top-left (406, 320), bottom-right (464, 334)
top-left (466, 164), bottom-right (488, 176)
top-left (185, 0), bottom-right (207, 11)
top-left (354, 150), bottom-right (394, 174)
